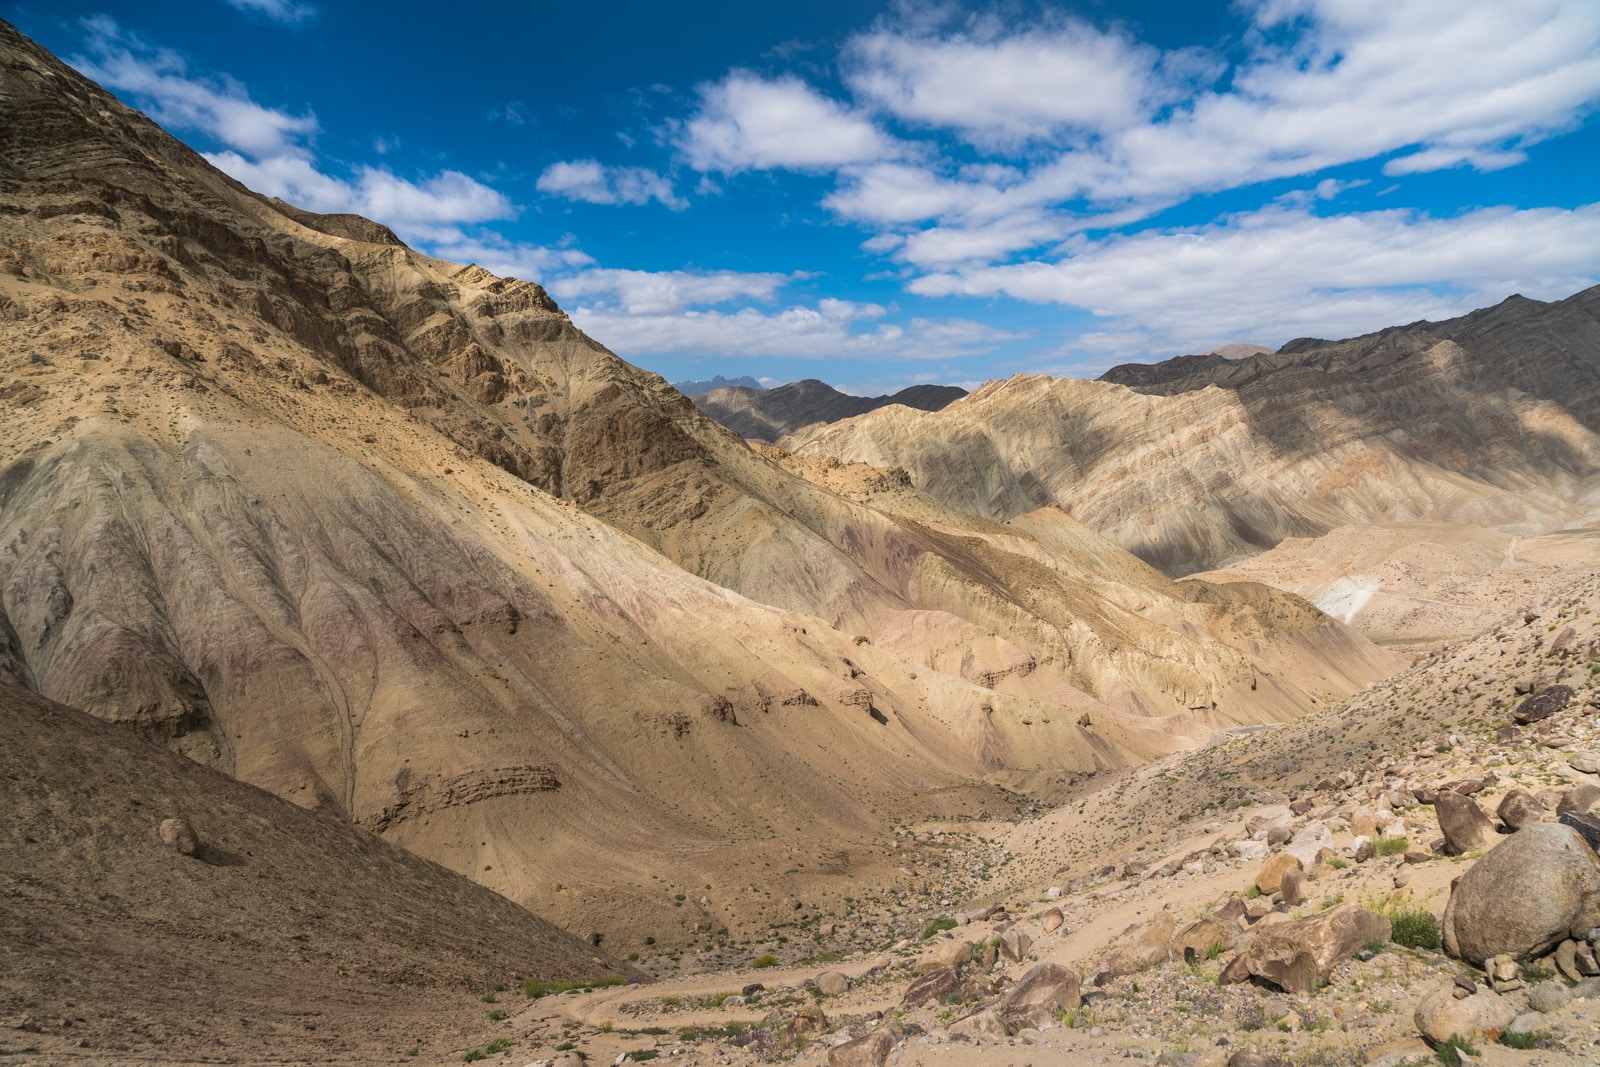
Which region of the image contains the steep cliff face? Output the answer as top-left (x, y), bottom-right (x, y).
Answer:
top-left (789, 291), bottom-right (1600, 576)
top-left (0, 19), bottom-right (1399, 940)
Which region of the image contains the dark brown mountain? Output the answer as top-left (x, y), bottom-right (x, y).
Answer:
top-left (693, 378), bottom-right (967, 441)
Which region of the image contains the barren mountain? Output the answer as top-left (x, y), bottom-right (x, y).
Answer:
top-left (0, 17), bottom-right (1396, 963)
top-left (787, 290), bottom-right (1600, 575)
top-left (692, 378), bottom-right (966, 442)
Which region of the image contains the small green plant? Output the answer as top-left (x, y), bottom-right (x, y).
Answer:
top-left (1435, 743), bottom-right (1453, 753)
top-left (1206, 940), bottom-right (1227, 960)
top-left (753, 954), bottom-right (778, 968)
top-left (1374, 836), bottom-right (1409, 856)
top-left (922, 917), bottom-right (958, 939)
top-left (1500, 1030), bottom-right (1548, 1050)
top-left (481, 991), bottom-right (496, 1003)
top-left (462, 1038), bottom-right (513, 1062)
top-left (1434, 1034), bottom-right (1479, 1065)
top-left (1327, 857), bottom-right (1348, 870)
top-left (487, 1009), bottom-right (505, 1021)
top-left (1388, 908), bottom-right (1441, 950)
top-left (1521, 959), bottom-right (1554, 982)
top-left (1244, 884), bottom-right (1262, 899)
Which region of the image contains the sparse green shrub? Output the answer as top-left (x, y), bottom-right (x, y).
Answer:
top-left (1500, 1030), bottom-right (1549, 1050)
top-left (1374, 836), bottom-right (1409, 856)
top-left (753, 954), bottom-right (778, 968)
top-left (922, 917), bottom-right (958, 939)
top-left (1434, 1034), bottom-right (1479, 1065)
top-left (463, 1037), bottom-right (513, 1062)
top-left (1389, 908), bottom-right (1441, 950)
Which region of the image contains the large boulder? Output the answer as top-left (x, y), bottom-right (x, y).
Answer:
top-left (1283, 821), bottom-right (1336, 867)
top-left (828, 1028), bottom-right (894, 1067)
top-left (1496, 789), bottom-right (1545, 831)
top-left (998, 962), bottom-right (1080, 1033)
top-left (914, 938), bottom-right (972, 974)
top-left (1414, 983), bottom-right (1516, 1044)
top-left (1169, 918), bottom-right (1240, 962)
top-left (1512, 685), bottom-right (1571, 725)
top-left (1254, 853), bottom-right (1302, 894)
top-left (1246, 805), bottom-right (1293, 837)
top-left (1090, 912), bottom-right (1175, 982)
top-left (1435, 791), bottom-right (1497, 855)
top-left (902, 966), bottom-right (959, 1007)
top-left (1441, 823), bottom-right (1600, 965)
top-left (1220, 904), bottom-right (1390, 994)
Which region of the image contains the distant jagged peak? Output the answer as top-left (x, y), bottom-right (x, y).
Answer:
top-left (692, 376), bottom-right (967, 442)
top-left (675, 374), bottom-right (765, 396)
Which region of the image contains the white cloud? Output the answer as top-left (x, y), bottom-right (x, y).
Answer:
top-left (74, 16), bottom-right (316, 158)
top-left (204, 152), bottom-right (514, 239)
top-left (411, 230), bottom-right (593, 283)
top-left (536, 160), bottom-right (687, 209)
top-left (844, 14), bottom-right (1194, 148)
top-left (912, 202), bottom-right (1600, 354)
top-left (756, 0), bottom-right (1600, 270)
top-left (550, 268), bottom-right (792, 315)
top-left (678, 71), bottom-right (899, 173)
top-left (569, 300), bottom-right (1019, 362)
top-left (73, 18), bottom-right (516, 248)
top-left (222, 0), bottom-right (316, 24)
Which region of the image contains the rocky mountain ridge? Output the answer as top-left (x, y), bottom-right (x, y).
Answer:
top-left (787, 288), bottom-right (1600, 575)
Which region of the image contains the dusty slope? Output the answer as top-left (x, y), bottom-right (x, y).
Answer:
top-left (0, 18), bottom-right (1397, 948)
top-left (692, 379), bottom-right (966, 442)
top-left (0, 681), bottom-right (639, 1065)
top-left (1195, 522), bottom-right (1600, 651)
top-left (787, 291), bottom-right (1600, 575)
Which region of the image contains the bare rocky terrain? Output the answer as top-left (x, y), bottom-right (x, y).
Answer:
top-left (4, 15), bottom-right (1600, 1067)
top-left (0, 15), bottom-right (1395, 971)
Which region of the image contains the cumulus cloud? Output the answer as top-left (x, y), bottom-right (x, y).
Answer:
top-left (72, 18), bottom-right (515, 246)
top-left (913, 202), bottom-right (1600, 352)
top-left (844, 13), bottom-right (1198, 148)
top-left (536, 160), bottom-right (686, 209)
top-left (550, 268), bottom-right (791, 315)
top-left (222, 0), bottom-right (316, 24)
top-left (678, 71), bottom-right (900, 173)
top-left (568, 300), bottom-right (1020, 362)
top-left (708, 0), bottom-right (1600, 270)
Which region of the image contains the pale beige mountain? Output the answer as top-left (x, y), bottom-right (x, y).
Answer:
top-left (786, 295), bottom-right (1600, 576)
top-left (1195, 522), bottom-right (1600, 651)
top-left (0, 18), bottom-right (1396, 959)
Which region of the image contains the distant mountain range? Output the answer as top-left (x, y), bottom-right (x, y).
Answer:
top-left (692, 378), bottom-right (968, 441)
top-left (671, 373), bottom-right (765, 395)
top-left (788, 287), bottom-right (1600, 575)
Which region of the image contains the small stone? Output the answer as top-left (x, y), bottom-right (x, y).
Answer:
top-left (1527, 980), bottom-right (1569, 1014)
top-left (159, 817), bottom-right (201, 857)
top-left (1555, 939), bottom-right (1583, 982)
top-left (816, 971), bottom-right (849, 996)
top-left (1041, 907), bottom-right (1064, 934)
top-left (1279, 868), bottom-right (1308, 907)
top-left (1254, 853), bottom-right (1303, 895)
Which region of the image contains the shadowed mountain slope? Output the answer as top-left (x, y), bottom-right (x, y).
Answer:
top-left (788, 289), bottom-right (1600, 575)
top-left (0, 19), bottom-right (1397, 951)
top-left (693, 378), bottom-right (967, 442)
top-left (0, 682), bottom-right (638, 1062)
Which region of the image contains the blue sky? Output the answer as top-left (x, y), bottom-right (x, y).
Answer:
top-left (8, 0), bottom-right (1600, 393)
